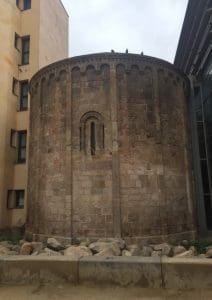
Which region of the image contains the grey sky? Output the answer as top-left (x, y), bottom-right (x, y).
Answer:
top-left (61, 0), bottom-right (188, 63)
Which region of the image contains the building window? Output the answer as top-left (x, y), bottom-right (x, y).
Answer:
top-left (7, 190), bottom-right (24, 209)
top-left (80, 111), bottom-right (105, 156)
top-left (23, 0), bottom-right (31, 10)
top-left (21, 36), bottom-right (30, 65)
top-left (16, 0), bottom-right (31, 10)
top-left (17, 131), bottom-right (27, 163)
top-left (19, 81), bottom-right (29, 111)
top-left (12, 78), bottom-right (19, 96)
top-left (91, 122), bottom-right (96, 155)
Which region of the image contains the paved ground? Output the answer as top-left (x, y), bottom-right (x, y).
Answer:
top-left (0, 285), bottom-right (212, 300)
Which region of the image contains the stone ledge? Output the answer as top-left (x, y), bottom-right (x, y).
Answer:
top-left (0, 256), bottom-right (212, 289)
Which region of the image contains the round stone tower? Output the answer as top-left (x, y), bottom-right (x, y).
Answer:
top-left (28, 53), bottom-right (195, 243)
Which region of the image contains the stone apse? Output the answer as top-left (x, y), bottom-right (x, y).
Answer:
top-left (27, 53), bottom-right (195, 243)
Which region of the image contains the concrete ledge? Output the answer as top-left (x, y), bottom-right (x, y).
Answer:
top-left (0, 256), bottom-right (212, 289)
top-left (79, 256), bottom-right (162, 288)
top-left (0, 256), bottom-right (78, 284)
top-left (161, 257), bottom-right (212, 290)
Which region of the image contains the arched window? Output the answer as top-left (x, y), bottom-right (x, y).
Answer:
top-left (80, 112), bottom-right (104, 156)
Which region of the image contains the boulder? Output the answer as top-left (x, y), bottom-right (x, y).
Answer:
top-left (0, 241), bottom-right (13, 250)
top-left (189, 246), bottom-right (197, 256)
top-left (38, 248), bottom-right (63, 256)
top-left (199, 254), bottom-right (206, 258)
top-left (11, 244), bottom-right (20, 253)
top-left (47, 238), bottom-right (64, 251)
top-left (206, 249), bottom-right (212, 258)
top-left (172, 245), bottom-right (187, 257)
top-left (152, 243), bottom-right (172, 256)
top-left (89, 242), bottom-right (121, 256)
top-left (151, 251), bottom-right (161, 257)
top-left (126, 244), bottom-right (142, 256)
top-left (97, 238), bottom-right (125, 250)
top-left (0, 245), bottom-right (10, 255)
top-left (64, 246), bottom-right (92, 258)
top-left (122, 250), bottom-right (132, 257)
top-left (20, 242), bottom-right (33, 255)
top-left (181, 240), bottom-right (189, 248)
top-left (175, 250), bottom-right (194, 258)
top-left (31, 242), bottom-right (43, 253)
top-left (140, 246), bottom-right (153, 257)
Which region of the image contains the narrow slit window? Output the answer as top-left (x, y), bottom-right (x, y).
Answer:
top-left (102, 125), bottom-right (105, 149)
top-left (91, 122), bottom-right (96, 156)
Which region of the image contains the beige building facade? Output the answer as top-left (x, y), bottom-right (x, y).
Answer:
top-left (0, 0), bottom-right (69, 229)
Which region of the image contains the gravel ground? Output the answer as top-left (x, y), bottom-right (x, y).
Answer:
top-left (0, 285), bottom-right (212, 300)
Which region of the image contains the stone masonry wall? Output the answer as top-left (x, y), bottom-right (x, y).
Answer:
top-left (27, 53), bottom-right (195, 243)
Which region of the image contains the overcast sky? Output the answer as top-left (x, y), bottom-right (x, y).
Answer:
top-left (61, 0), bottom-right (188, 63)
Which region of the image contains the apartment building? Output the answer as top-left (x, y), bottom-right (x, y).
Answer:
top-left (0, 0), bottom-right (69, 229)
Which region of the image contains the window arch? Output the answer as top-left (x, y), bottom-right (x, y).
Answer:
top-left (80, 111), bottom-right (104, 156)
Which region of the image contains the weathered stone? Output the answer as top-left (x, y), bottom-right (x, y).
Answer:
top-left (7, 251), bottom-right (19, 255)
top-left (97, 238), bottom-right (125, 250)
top-left (89, 242), bottom-right (121, 256)
top-left (64, 246), bottom-right (92, 258)
top-left (206, 249), bottom-right (212, 258)
top-left (0, 241), bottom-right (13, 250)
top-left (11, 245), bottom-right (20, 253)
top-left (181, 240), bottom-right (189, 248)
top-left (152, 243), bottom-right (172, 256)
top-left (31, 242), bottom-right (43, 253)
top-left (151, 251), bottom-right (161, 257)
top-left (122, 250), bottom-right (132, 257)
top-left (126, 244), bottom-right (142, 256)
top-left (27, 53), bottom-right (195, 244)
top-left (38, 248), bottom-right (62, 256)
top-left (0, 245), bottom-right (10, 255)
top-left (20, 242), bottom-right (33, 255)
top-left (189, 246), bottom-right (197, 256)
top-left (175, 250), bottom-right (194, 258)
top-left (172, 245), bottom-right (187, 256)
top-left (140, 246), bottom-right (153, 257)
top-left (47, 238), bottom-right (64, 251)
top-left (198, 254), bottom-right (206, 258)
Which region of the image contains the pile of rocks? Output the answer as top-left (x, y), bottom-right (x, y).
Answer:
top-left (0, 238), bottom-right (212, 259)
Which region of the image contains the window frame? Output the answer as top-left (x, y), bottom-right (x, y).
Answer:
top-left (17, 130), bottom-right (27, 163)
top-left (7, 190), bottom-right (25, 209)
top-left (19, 80), bottom-right (29, 111)
top-left (21, 36), bottom-right (30, 65)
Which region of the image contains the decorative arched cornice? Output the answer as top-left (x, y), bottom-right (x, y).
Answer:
top-left (30, 52), bottom-right (189, 93)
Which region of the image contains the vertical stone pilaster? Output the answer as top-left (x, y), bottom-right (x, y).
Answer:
top-left (110, 66), bottom-right (121, 237)
top-left (65, 67), bottom-right (73, 237)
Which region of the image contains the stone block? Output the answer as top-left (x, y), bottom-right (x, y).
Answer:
top-left (161, 257), bottom-right (212, 290)
top-left (79, 256), bottom-right (162, 287)
top-left (0, 256), bottom-right (78, 284)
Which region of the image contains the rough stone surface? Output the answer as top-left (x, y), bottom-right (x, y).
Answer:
top-left (64, 246), bottom-right (92, 258)
top-left (0, 245), bottom-right (10, 255)
top-left (27, 53), bottom-right (195, 243)
top-left (126, 245), bottom-right (142, 256)
top-left (47, 238), bottom-right (64, 251)
top-left (89, 242), bottom-right (121, 256)
top-left (31, 242), bottom-right (43, 253)
top-left (172, 246), bottom-right (187, 256)
top-left (206, 249), bottom-right (212, 258)
top-left (122, 250), bottom-right (132, 257)
top-left (152, 243), bottom-right (172, 256)
top-left (39, 248), bottom-right (63, 256)
top-left (140, 246), bottom-right (153, 257)
top-left (175, 250), bottom-right (194, 258)
top-left (20, 242), bottom-right (33, 255)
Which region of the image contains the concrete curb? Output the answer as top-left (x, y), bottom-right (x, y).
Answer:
top-left (0, 256), bottom-right (212, 289)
